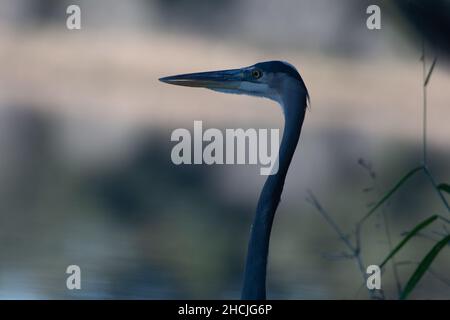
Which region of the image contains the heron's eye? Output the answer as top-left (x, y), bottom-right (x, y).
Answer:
top-left (252, 69), bottom-right (262, 79)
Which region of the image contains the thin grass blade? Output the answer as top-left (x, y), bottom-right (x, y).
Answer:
top-left (380, 215), bottom-right (438, 268)
top-left (360, 166), bottom-right (423, 223)
top-left (400, 234), bottom-right (450, 299)
top-left (437, 183), bottom-right (450, 195)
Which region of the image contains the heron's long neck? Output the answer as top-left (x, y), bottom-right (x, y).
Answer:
top-left (241, 92), bottom-right (306, 300)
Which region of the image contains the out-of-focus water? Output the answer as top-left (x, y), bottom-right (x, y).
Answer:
top-left (0, 0), bottom-right (450, 299)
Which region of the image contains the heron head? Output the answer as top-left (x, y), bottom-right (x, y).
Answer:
top-left (159, 60), bottom-right (309, 106)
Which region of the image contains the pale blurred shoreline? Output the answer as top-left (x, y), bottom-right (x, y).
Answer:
top-left (1, 29), bottom-right (449, 150)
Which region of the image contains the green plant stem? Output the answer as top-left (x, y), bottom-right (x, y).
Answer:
top-left (422, 40), bottom-right (427, 166)
top-left (358, 166), bottom-right (423, 226)
top-left (420, 44), bottom-right (448, 214)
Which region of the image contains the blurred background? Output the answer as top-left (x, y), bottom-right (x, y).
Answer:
top-left (0, 0), bottom-right (449, 299)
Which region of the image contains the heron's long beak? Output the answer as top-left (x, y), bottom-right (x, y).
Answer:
top-left (159, 68), bottom-right (243, 89)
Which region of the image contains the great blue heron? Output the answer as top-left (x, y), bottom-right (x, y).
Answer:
top-left (159, 61), bottom-right (309, 300)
